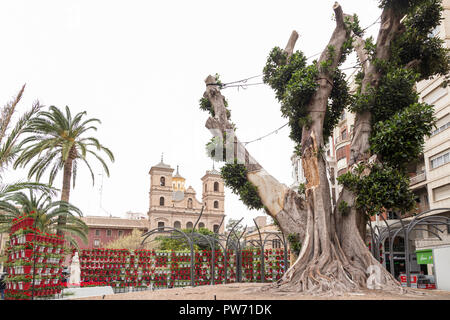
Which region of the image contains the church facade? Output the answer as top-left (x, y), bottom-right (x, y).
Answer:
top-left (147, 159), bottom-right (225, 234)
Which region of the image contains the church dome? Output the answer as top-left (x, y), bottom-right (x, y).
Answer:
top-left (173, 165), bottom-right (185, 180)
top-left (172, 165), bottom-right (186, 191)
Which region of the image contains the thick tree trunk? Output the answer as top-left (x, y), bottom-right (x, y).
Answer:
top-left (204, 2), bottom-right (403, 294)
top-left (274, 3), bottom-right (395, 294)
top-left (57, 151), bottom-right (74, 236)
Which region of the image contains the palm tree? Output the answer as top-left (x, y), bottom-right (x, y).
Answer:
top-left (14, 105), bottom-right (114, 233)
top-left (0, 85), bottom-right (55, 207)
top-left (0, 189), bottom-right (88, 247)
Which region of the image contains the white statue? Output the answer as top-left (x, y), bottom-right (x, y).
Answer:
top-left (69, 251), bottom-right (81, 286)
top-left (366, 265), bottom-right (383, 290)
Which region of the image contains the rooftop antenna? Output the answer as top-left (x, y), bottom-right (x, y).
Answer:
top-left (98, 173), bottom-right (111, 216)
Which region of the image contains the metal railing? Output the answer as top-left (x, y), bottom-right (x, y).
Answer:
top-left (367, 207), bottom-right (450, 288)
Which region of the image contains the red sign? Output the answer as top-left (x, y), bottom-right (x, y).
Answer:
top-left (399, 274), bottom-right (418, 288)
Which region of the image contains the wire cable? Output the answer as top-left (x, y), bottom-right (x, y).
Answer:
top-left (242, 122), bottom-right (289, 146)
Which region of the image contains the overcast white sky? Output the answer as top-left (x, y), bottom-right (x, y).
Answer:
top-left (0, 0), bottom-right (381, 227)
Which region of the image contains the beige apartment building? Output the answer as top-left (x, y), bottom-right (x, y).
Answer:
top-left (405, 2), bottom-right (450, 252)
top-left (412, 11), bottom-right (450, 250)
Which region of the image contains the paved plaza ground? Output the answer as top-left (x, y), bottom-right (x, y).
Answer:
top-left (74, 283), bottom-right (450, 300)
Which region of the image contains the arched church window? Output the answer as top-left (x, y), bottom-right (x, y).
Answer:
top-left (214, 182), bottom-right (219, 192)
top-left (199, 222), bottom-right (205, 229)
top-left (187, 198), bottom-right (193, 209)
top-left (160, 176), bottom-right (165, 186)
top-left (213, 224), bottom-right (220, 233)
top-left (158, 221), bottom-right (164, 231)
top-left (214, 201), bottom-right (219, 209)
top-left (160, 197), bottom-right (165, 206)
top-left (186, 221), bottom-right (193, 229)
top-left (174, 221), bottom-right (181, 229)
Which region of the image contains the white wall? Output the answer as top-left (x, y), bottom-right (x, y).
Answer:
top-left (434, 246), bottom-right (450, 291)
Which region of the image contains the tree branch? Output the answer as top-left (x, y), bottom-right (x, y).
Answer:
top-left (353, 34), bottom-right (370, 73)
top-left (349, 5), bottom-right (404, 166)
top-left (284, 30), bottom-right (299, 58)
top-left (204, 67), bottom-right (292, 218)
top-left (333, 1), bottom-right (345, 29)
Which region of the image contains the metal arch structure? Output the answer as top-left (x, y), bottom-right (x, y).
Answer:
top-left (241, 218), bottom-right (291, 281)
top-left (140, 226), bottom-right (196, 286)
top-left (141, 211), bottom-right (240, 286)
top-left (367, 207), bottom-right (450, 287)
top-left (192, 206), bottom-right (205, 231)
top-left (140, 213), bottom-right (292, 287)
top-left (224, 218), bottom-right (246, 282)
top-left (262, 231), bottom-right (290, 274)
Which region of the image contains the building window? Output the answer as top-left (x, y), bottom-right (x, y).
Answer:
top-left (336, 147), bottom-right (346, 161)
top-left (93, 239), bottom-right (100, 247)
top-left (204, 183), bottom-right (207, 192)
top-left (214, 201), bottom-right (219, 209)
top-left (272, 239), bottom-right (281, 249)
top-left (107, 229), bottom-right (112, 237)
top-left (199, 222), bottom-right (205, 229)
top-left (186, 222), bottom-right (193, 229)
top-left (432, 114), bottom-right (450, 136)
top-left (432, 121), bottom-right (450, 136)
top-left (423, 85), bottom-right (447, 105)
top-left (174, 221), bottom-right (181, 229)
top-left (213, 224), bottom-right (220, 233)
top-left (187, 198), bottom-right (193, 209)
top-left (158, 221), bottom-right (165, 231)
top-left (384, 236), bottom-right (405, 252)
top-left (433, 183), bottom-right (450, 202)
top-left (214, 182), bottom-right (219, 192)
top-left (118, 230), bottom-right (123, 237)
top-left (341, 130), bottom-right (347, 140)
top-left (95, 229), bottom-right (100, 236)
top-left (387, 211), bottom-right (398, 220)
top-left (430, 151), bottom-right (450, 169)
top-left (160, 176), bottom-right (165, 186)
top-left (160, 196), bottom-right (165, 206)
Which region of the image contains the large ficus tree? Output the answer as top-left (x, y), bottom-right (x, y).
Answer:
top-left (200, 0), bottom-right (449, 294)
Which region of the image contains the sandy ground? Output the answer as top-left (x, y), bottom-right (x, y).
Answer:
top-left (73, 283), bottom-right (450, 300)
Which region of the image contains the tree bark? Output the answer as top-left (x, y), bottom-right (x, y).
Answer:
top-left (57, 147), bottom-right (76, 236)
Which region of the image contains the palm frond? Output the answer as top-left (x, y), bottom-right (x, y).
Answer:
top-left (0, 99), bottom-right (42, 173)
top-left (0, 84), bottom-right (26, 145)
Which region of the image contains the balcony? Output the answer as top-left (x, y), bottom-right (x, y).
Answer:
top-left (334, 134), bottom-right (352, 147)
top-left (410, 172), bottom-right (426, 185)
